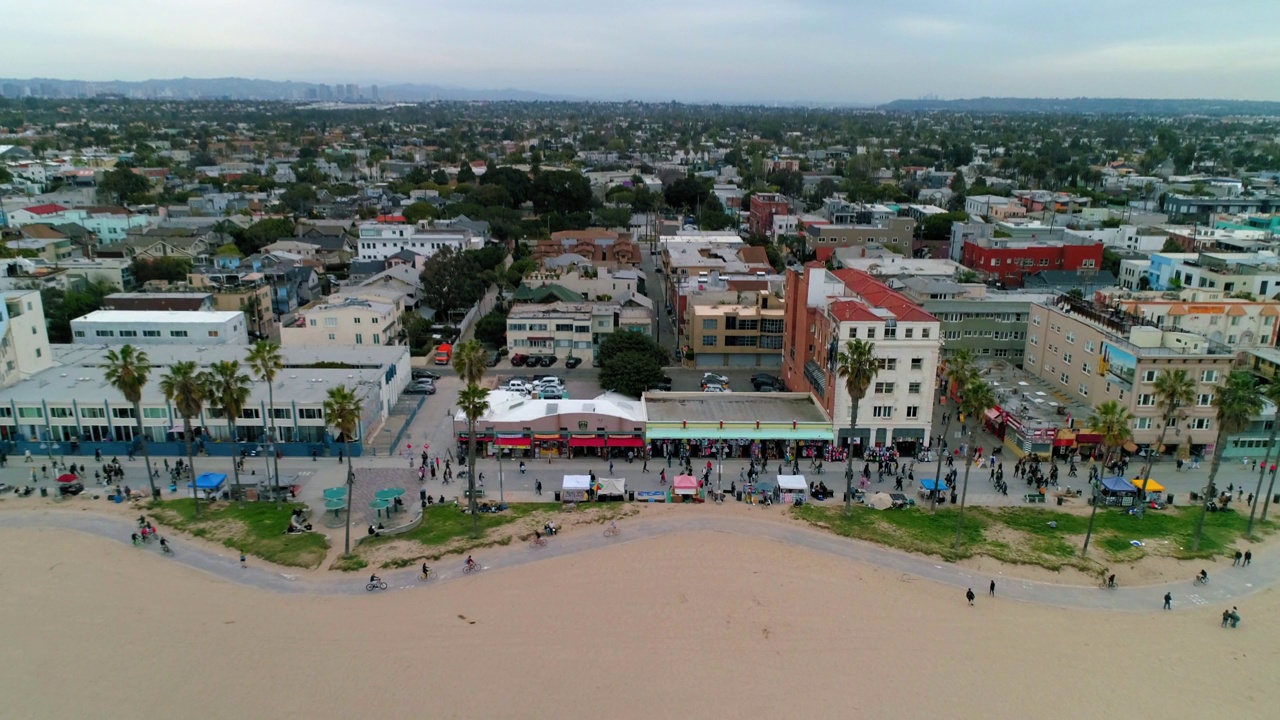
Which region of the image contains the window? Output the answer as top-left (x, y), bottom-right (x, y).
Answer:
top-left (762, 319), bottom-right (783, 334)
top-left (874, 382), bottom-right (895, 394)
top-left (328, 333), bottom-right (336, 341)
top-left (95, 330), bottom-right (115, 337)
top-left (49, 407), bottom-right (73, 418)
top-left (1059, 372), bottom-right (1069, 385)
top-left (1029, 333), bottom-right (1038, 346)
top-left (906, 406), bottom-right (920, 419)
top-left (990, 258), bottom-right (1001, 267)
top-left (1032, 315), bottom-right (1042, 326)
top-left (1197, 393), bottom-right (1213, 406)
top-left (994, 349), bottom-right (1009, 357)
top-left (324, 317), bottom-right (338, 327)
top-left (1081, 362), bottom-right (1091, 375)
top-left (355, 333), bottom-right (363, 345)
top-left (1062, 353), bottom-right (1072, 365)
top-left (272, 408), bottom-right (292, 419)
top-left (1138, 394), bottom-right (1156, 407)
top-left (877, 358), bottom-right (896, 371)
top-left (298, 408), bottom-right (322, 420)
top-left (556, 324), bottom-right (573, 332)
top-left (1201, 370), bottom-right (1218, 383)
top-left (1085, 340), bottom-right (1096, 353)
top-left (74, 330), bottom-right (86, 338)
top-left (143, 408), bottom-right (168, 419)
top-left (1142, 370), bottom-right (1156, 382)
top-left (1065, 331), bottom-right (1075, 344)
top-left (866, 327), bottom-right (876, 339)
top-left (702, 319), bottom-right (718, 330)
top-left (702, 336), bottom-right (718, 346)
top-left (240, 409), bottom-right (261, 419)
top-left (908, 382), bottom-right (922, 394)
top-left (1191, 418), bottom-right (1211, 430)
top-left (760, 335), bottom-right (783, 349)
top-left (904, 328), bottom-right (914, 339)
top-left (922, 328), bottom-right (931, 339)
top-left (119, 330), bottom-right (137, 338)
top-left (1026, 355), bottom-right (1036, 366)
top-left (309, 319), bottom-right (317, 326)
top-left (373, 335), bottom-right (381, 345)
top-left (18, 407), bottom-right (43, 418)
top-left (1078, 383), bottom-right (1089, 397)
top-left (1039, 258), bottom-right (1050, 266)
top-left (872, 406), bottom-right (893, 418)
top-left (170, 330), bottom-right (187, 338)
top-left (883, 325), bottom-right (896, 340)
top-left (911, 358), bottom-right (923, 370)
top-left (208, 330), bottom-right (219, 337)
top-left (371, 318), bottom-right (379, 324)
top-left (353, 317), bottom-right (361, 324)
top-left (80, 407), bottom-right (105, 419)
top-left (1135, 418), bottom-right (1152, 429)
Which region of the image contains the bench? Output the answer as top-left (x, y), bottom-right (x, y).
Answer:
top-left (464, 488), bottom-right (486, 499)
top-left (1025, 493), bottom-right (1046, 504)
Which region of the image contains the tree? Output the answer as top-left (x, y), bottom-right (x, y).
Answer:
top-left (431, 169), bottom-right (449, 185)
top-left (1245, 380), bottom-right (1280, 536)
top-left (247, 340), bottom-right (285, 502)
top-left (931, 349), bottom-right (979, 512)
top-left (766, 169), bottom-right (804, 197)
top-left (237, 217), bottom-right (296, 256)
top-left (98, 165), bottom-right (152, 205)
top-left (468, 183), bottom-right (513, 208)
top-left (457, 163), bottom-right (477, 184)
top-left (663, 176), bottom-right (711, 212)
top-left (479, 166), bottom-right (532, 207)
top-left (402, 201), bottom-right (438, 225)
top-left (836, 339), bottom-right (880, 514)
top-left (324, 385), bottom-right (362, 555)
top-left (457, 383), bottom-right (491, 537)
top-left (954, 378), bottom-right (996, 550)
top-left (530, 170), bottom-right (592, 214)
top-left (41, 280), bottom-right (117, 344)
top-left (473, 310), bottom-right (508, 348)
top-left (418, 247), bottom-right (487, 321)
top-left (921, 211), bottom-right (968, 240)
top-left (1133, 369), bottom-right (1195, 515)
top-left (160, 361), bottom-right (207, 516)
top-left (103, 345), bottom-right (157, 498)
top-left (594, 206), bottom-right (633, 229)
top-left (205, 360), bottom-right (251, 493)
top-left (597, 331), bottom-right (669, 368)
top-left (1080, 400), bottom-right (1134, 557)
top-left (279, 183), bottom-right (318, 215)
top-left (1161, 237), bottom-right (1184, 253)
top-left (811, 178), bottom-right (839, 205)
top-left (0, 166), bottom-right (11, 183)
top-left (452, 339), bottom-right (488, 387)
top-left (1101, 248), bottom-right (1123, 277)
top-left (1195, 371), bottom-right (1263, 550)
top-left (130, 257), bottom-right (192, 284)
top-left (599, 350), bottom-right (664, 398)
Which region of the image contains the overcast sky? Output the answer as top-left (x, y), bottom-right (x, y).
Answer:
top-left (3, 0), bottom-right (1278, 103)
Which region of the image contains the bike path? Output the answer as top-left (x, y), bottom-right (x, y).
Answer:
top-left (0, 509), bottom-right (1271, 611)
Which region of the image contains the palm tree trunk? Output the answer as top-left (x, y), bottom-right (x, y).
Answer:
top-left (1134, 421), bottom-right (1173, 517)
top-left (184, 418), bottom-right (198, 516)
top-left (953, 426), bottom-right (977, 550)
top-left (342, 440), bottom-right (353, 555)
top-left (467, 422), bottom-right (479, 538)
top-left (1081, 447), bottom-right (1113, 557)
top-left (931, 415), bottom-right (951, 513)
top-left (1193, 429), bottom-right (1228, 551)
top-left (268, 383), bottom-right (281, 508)
top-left (133, 400), bottom-right (156, 498)
top-left (1247, 424), bottom-right (1279, 537)
top-left (1262, 464), bottom-right (1279, 523)
top-left (228, 418), bottom-right (241, 496)
top-left (844, 401), bottom-right (857, 514)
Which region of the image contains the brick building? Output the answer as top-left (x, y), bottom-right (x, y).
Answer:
top-left (961, 235), bottom-right (1104, 288)
top-left (749, 193), bottom-right (791, 237)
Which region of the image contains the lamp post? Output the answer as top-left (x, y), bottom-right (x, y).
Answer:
top-left (497, 445), bottom-right (505, 505)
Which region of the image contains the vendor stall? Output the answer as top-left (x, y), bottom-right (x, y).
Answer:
top-left (777, 474), bottom-right (807, 505)
top-left (595, 477), bottom-right (626, 500)
top-left (562, 474), bottom-right (591, 503)
top-left (1131, 477), bottom-right (1163, 501)
top-left (672, 474), bottom-right (701, 502)
top-left (190, 472), bottom-right (226, 500)
top-left (1095, 476), bottom-right (1138, 506)
top-left (918, 478), bottom-right (948, 502)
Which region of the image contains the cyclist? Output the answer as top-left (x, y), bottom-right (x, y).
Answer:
top-left (1107, 573), bottom-right (1116, 588)
top-left (608, 521), bottom-right (618, 535)
top-left (369, 573), bottom-right (382, 585)
top-left (159, 537), bottom-right (170, 553)
top-left (533, 529), bottom-right (543, 542)
top-left (465, 555), bottom-right (476, 570)
top-left (421, 563), bottom-right (430, 578)
top-left (131, 532), bottom-right (140, 546)
top-left (1198, 569), bottom-right (1208, 584)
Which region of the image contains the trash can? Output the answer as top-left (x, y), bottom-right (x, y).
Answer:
top-left (554, 491), bottom-right (561, 502)
top-left (1056, 497), bottom-right (1064, 506)
top-left (736, 491), bottom-right (743, 502)
top-left (39, 486), bottom-right (48, 497)
top-left (152, 487), bottom-right (161, 499)
top-left (627, 491), bottom-right (635, 502)
top-left (1166, 494), bottom-right (1174, 505)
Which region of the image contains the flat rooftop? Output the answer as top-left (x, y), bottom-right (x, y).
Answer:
top-left (643, 392), bottom-right (829, 424)
top-left (72, 310), bottom-right (243, 324)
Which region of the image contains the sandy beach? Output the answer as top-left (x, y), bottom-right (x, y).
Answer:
top-left (1, 521), bottom-right (1276, 720)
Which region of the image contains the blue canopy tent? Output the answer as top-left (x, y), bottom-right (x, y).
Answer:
top-left (1095, 476), bottom-right (1138, 506)
top-left (919, 479), bottom-right (947, 493)
top-left (190, 472), bottom-right (227, 499)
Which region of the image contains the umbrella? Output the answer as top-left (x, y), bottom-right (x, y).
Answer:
top-left (866, 492), bottom-right (895, 510)
top-left (56, 473), bottom-right (79, 483)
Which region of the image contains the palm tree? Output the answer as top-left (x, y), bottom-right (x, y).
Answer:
top-left (1133, 369), bottom-right (1195, 511)
top-left (835, 339), bottom-right (879, 514)
top-left (1081, 400), bottom-right (1134, 557)
top-left (932, 349), bottom-right (979, 513)
top-left (452, 338), bottom-right (488, 387)
top-left (247, 340), bottom-right (285, 501)
top-left (103, 345), bottom-right (158, 498)
top-left (160, 361), bottom-right (207, 515)
top-left (1194, 371), bottom-right (1263, 551)
top-left (457, 383), bottom-right (491, 537)
top-left (1247, 380), bottom-right (1280, 537)
top-left (205, 360), bottom-right (251, 495)
top-left (324, 385), bottom-right (362, 555)
top-left (953, 378), bottom-right (996, 550)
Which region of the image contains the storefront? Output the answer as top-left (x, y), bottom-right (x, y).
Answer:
top-left (452, 391), bottom-right (647, 461)
top-left (643, 393), bottom-right (835, 465)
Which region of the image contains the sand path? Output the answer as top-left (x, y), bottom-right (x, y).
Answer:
top-left (1, 509), bottom-right (1270, 611)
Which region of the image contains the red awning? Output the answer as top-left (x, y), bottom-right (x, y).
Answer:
top-left (495, 436), bottom-right (531, 448)
top-left (533, 434), bottom-right (562, 442)
top-left (1053, 438), bottom-right (1074, 447)
top-left (569, 436), bottom-right (605, 448)
top-left (607, 436), bottom-right (645, 448)
top-left (1076, 433), bottom-right (1103, 444)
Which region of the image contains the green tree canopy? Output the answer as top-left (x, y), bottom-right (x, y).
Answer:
top-left (921, 211), bottom-right (968, 240)
top-left (530, 170), bottom-right (593, 214)
top-left (457, 163), bottom-right (477, 184)
top-left (41, 280), bottom-right (117, 343)
top-left (663, 176), bottom-right (711, 211)
top-left (235, 217), bottom-right (296, 255)
top-left (479, 166), bottom-right (532, 207)
top-left (402, 201), bottom-right (439, 224)
top-left (279, 183), bottom-right (318, 215)
top-left (599, 350), bottom-right (664, 399)
top-left (98, 166), bottom-right (152, 205)
top-left (597, 330), bottom-right (669, 368)
top-left (130, 256), bottom-right (192, 284)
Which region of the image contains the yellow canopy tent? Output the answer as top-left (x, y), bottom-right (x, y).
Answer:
top-left (1132, 478), bottom-right (1163, 494)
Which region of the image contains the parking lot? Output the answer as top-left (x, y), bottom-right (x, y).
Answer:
top-left (482, 365), bottom-right (779, 399)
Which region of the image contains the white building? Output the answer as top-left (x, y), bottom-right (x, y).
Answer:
top-left (354, 223), bottom-right (477, 261)
top-left (0, 290), bottom-right (53, 388)
top-left (280, 296), bottom-right (400, 348)
top-left (71, 310), bottom-right (248, 345)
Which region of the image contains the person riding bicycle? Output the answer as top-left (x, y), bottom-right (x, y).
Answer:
top-left (131, 532), bottom-right (140, 545)
top-left (534, 529), bottom-right (542, 541)
top-left (1107, 573), bottom-right (1116, 588)
top-left (370, 573), bottom-right (382, 585)
top-left (1199, 569), bottom-right (1208, 583)
top-left (608, 521), bottom-right (618, 534)
top-left (465, 555), bottom-right (476, 570)
top-left (159, 537), bottom-right (169, 552)
top-left (421, 563), bottom-right (430, 578)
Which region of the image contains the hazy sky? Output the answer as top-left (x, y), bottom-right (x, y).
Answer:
top-left (3, 0), bottom-right (1278, 103)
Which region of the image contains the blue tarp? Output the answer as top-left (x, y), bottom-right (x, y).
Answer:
top-left (193, 472), bottom-right (227, 490)
top-left (919, 479), bottom-right (947, 492)
top-left (1099, 476), bottom-right (1137, 493)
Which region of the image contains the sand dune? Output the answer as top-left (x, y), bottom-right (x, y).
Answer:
top-left (0, 525), bottom-right (1274, 720)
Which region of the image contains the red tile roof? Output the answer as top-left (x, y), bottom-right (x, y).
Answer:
top-left (814, 247), bottom-right (836, 262)
top-left (738, 246), bottom-right (769, 265)
top-left (830, 268), bottom-right (938, 323)
top-left (24, 203), bottom-right (69, 216)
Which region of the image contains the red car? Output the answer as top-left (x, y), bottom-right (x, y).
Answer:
top-left (510, 353), bottom-right (529, 367)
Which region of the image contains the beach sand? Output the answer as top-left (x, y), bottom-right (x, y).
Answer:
top-left (0, 525), bottom-right (1275, 720)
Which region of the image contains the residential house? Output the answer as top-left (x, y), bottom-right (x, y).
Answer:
top-left (535, 229), bottom-right (641, 270)
top-left (10, 225), bottom-right (78, 261)
top-left (280, 296), bottom-right (400, 348)
top-left (0, 290), bottom-right (54, 389)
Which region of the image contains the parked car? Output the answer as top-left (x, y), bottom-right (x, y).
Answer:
top-left (538, 355), bottom-right (557, 367)
top-left (405, 381), bottom-right (437, 395)
top-left (510, 353), bottom-right (529, 367)
top-left (751, 373), bottom-right (783, 391)
top-left (701, 372), bottom-right (730, 389)
top-left (702, 383), bottom-right (729, 393)
top-left (537, 389), bottom-right (565, 400)
top-left (501, 380), bottom-right (531, 393)
top-left (486, 351), bottom-right (500, 367)
top-left (653, 376), bottom-right (673, 391)
top-left (564, 356), bottom-right (582, 369)
top-left (412, 369), bottom-right (440, 381)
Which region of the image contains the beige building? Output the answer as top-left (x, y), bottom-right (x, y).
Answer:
top-left (806, 217), bottom-right (917, 254)
top-left (1096, 288), bottom-right (1280, 348)
top-left (524, 264), bottom-right (639, 301)
top-left (185, 273), bottom-right (278, 340)
top-left (281, 296), bottom-right (399, 348)
top-left (685, 290), bottom-right (786, 369)
top-left (507, 299), bottom-right (653, 363)
top-left (0, 290), bottom-right (54, 388)
top-left (1023, 294), bottom-right (1236, 455)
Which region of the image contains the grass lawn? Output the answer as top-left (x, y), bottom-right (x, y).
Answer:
top-left (349, 502), bottom-right (563, 570)
top-left (148, 498), bottom-right (330, 569)
top-left (793, 503), bottom-right (1273, 574)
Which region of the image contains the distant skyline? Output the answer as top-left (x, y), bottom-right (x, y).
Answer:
top-left (3, 0), bottom-right (1278, 104)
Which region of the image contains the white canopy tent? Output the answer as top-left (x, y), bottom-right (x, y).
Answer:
top-left (562, 474), bottom-right (592, 502)
top-left (596, 477), bottom-right (626, 497)
top-left (777, 475), bottom-right (807, 493)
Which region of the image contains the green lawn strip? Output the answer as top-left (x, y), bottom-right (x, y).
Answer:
top-left (354, 502), bottom-right (561, 570)
top-left (147, 498), bottom-right (329, 569)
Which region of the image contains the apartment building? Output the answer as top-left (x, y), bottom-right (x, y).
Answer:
top-left (507, 299), bottom-right (653, 364)
top-left (535, 229), bottom-right (642, 269)
top-left (10, 225), bottom-right (77, 261)
top-left (0, 290), bottom-right (53, 389)
top-left (1023, 294), bottom-right (1236, 457)
top-left (806, 217), bottom-right (917, 256)
top-left (749, 193), bottom-right (792, 237)
top-left (71, 310), bottom-right (248, 346)
top-left (961, 233), bottom-right (1104, 288)
top-left (685, 289), bottom-right (786, 369)
top-left (895, 278), bottom-right (1052, 362)
top-left (184, 273), bottom-right (277, 339)
top-left (354, 223), bottom-right (476, 261)
top-left (782, 265), bottom-right (943, 455)
top-left (965, 195), bottom-right (1027, 220)
top-left (280, 296), bottom-right (399, 348)
top-left (1142, 251), bottom-right (1280, 298)
top-left (1094, 288), bottom-right (1280, 348)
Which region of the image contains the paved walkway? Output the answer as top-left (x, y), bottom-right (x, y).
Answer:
top-left (0, 509), bottom-right (1270, 612)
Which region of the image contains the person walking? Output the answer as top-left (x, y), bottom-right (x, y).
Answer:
top-left (240, 552), bottom-right (247, 569)
top-left (966, 588), bottom-right (975, 606)
top-left (608, 459), bottom-right (614, 474)
top-left (642, 456), bottom-right (649, 473)
top-left (989, 580), bottom-right (995, 597)
top-left (1234, 550), bottom-right (1243, 566)
top-left (535, 479), bottom-right (542, 496)
top-left (1163, 592), bottom-right (1172, 610)
top-left (1244, 550), bottom-right (1252, 566)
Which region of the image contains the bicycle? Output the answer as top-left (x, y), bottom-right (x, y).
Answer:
top-left (1193, 575), bottom-right (1209, 586)
top-left (1098, 578), bottom-right (1117, 590)
top-left (529, 536), bottom-right (547, 547)
top-left (419, 569), bottom-right (435, 581)
top-left (463, 562), bottom-right (480, 574)
top-left (366, 580), bottom-right (388, 591)
top-left (603, 525), bottom-right (620, 537)
top-left (160, 543), bottom-right (174, 556)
